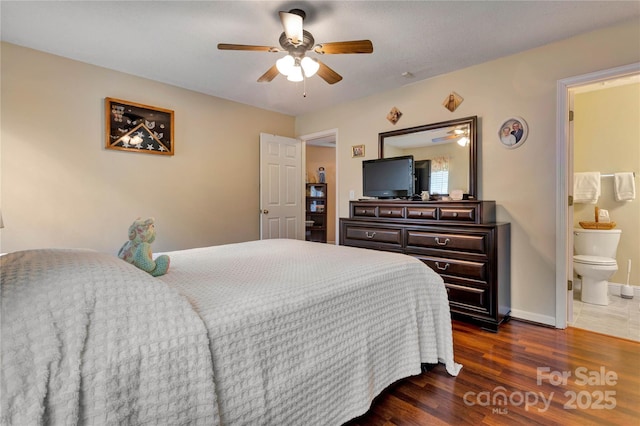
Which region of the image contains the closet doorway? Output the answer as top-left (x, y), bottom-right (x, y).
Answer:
top-left (301, 129), bottom-right (338, 244)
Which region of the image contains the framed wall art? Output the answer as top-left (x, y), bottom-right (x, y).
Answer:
top-left (352, 144), bottom-right (365, 158)
top-left (498, 116), bottom-right (528, 149)
top-left (105, 97), bottom-right (174, 155)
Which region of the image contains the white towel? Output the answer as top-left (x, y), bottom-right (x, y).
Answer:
top-left (614, 172), bottom-right (636, 201)
top-left (574, 172), bottom-right (601, 204)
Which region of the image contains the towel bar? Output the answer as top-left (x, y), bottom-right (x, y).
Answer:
top-left (600, 172), bottom-right (636, 178)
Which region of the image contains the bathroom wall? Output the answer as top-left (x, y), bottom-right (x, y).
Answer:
top-left (574, 82), bottom-right (640, 286)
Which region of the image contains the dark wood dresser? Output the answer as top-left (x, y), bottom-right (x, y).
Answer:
top-left (340, 200), bottom-right (510, 332)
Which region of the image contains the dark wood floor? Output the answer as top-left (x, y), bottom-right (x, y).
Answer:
top-left (345, 319), bottom-right (640, 426)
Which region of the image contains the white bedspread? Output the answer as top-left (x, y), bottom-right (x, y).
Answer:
top-left (1, 249), bottom-right (219, 426)
top-left (160, 239), bottom-right (460, 426)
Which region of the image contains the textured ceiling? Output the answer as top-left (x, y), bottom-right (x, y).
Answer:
top-left (2, 1), bottom-right (639, 116)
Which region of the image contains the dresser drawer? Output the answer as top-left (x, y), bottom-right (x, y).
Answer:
top-left (342, 224), bottom-right (403, 249)
top-left (439, 207), bottom-right (476, 222)
top-left (406, 206), bottom-right (437, 220)
top-left (445, 280), bottom-right (491, 316)
top-left (415, 255), bottom-right (487, 281)
top-left (353, 206), bottom-right (377, 217)
top-left (406, 230), bottom-right (488, 254)
top-left (378, 206), bottom-right (405, 218)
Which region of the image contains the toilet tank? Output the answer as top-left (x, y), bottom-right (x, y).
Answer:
top-left (573, 228), bottom-right (622, 258)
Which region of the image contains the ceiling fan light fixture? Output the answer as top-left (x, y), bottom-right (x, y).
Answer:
top-left (301, 56), bottom-right (319, 77)
top-left (287, 65), bottom-right (304, 82)
top-left (276, 54), bottom-right (295, 75)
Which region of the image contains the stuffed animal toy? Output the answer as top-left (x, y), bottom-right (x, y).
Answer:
top-left (118, 217), bottom-right (170, 277)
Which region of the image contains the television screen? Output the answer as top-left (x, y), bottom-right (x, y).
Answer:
top-left (362, 155), bottom-right (414, 198)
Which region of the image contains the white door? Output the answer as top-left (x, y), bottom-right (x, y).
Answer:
top-left (259, 133), bottom-right (304, 240)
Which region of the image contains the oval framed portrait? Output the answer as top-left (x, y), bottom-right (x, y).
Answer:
top-left (498, 116), bottom-right (528, 149)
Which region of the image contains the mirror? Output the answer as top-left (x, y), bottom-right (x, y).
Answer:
top-left (379, 115), bottom-right (477, 199)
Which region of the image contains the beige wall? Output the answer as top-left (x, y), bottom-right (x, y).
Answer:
top-left (306, 146), bottom-right (336, 243)
top-left (295, 19), bottom-right (640, 325)
top-left (1, 42), bottom-right (295, 253)
top-left (574, 83), bottom-right (640, 286)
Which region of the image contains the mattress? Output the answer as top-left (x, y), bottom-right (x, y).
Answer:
top-left (160, 239), bottom-right (460, 425)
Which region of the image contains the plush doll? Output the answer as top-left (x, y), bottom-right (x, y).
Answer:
top-left (118, 217), bottom-right (170, 277)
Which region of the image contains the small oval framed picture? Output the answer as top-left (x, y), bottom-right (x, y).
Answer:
top-left (498, 116), bottom-right (528, 149)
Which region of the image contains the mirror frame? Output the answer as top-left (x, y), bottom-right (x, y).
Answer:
top-left (378, 115), bottom-right (478, 199)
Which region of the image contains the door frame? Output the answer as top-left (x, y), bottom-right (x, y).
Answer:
top-left (299, 128), bottom-right (339, 244)
top-left (555, 62), bottom-right (640, 328)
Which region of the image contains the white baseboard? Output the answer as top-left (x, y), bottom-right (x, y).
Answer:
top-left (608, 281), bottom-right (640, 298)
top-left (574, 278), bottom-right (640, 298)
top-left (510, 309), bottom-right (556, 327)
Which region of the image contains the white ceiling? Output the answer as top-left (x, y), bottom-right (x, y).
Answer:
top-left (2, 1), bottom-right (639, 117)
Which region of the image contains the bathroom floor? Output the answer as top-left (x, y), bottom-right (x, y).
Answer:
top-left (570, 286), bottom-right (640, 342)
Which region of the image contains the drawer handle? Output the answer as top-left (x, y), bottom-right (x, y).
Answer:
top-left (452, 212), bottom-right (458, 217)
top-left (434, 237), bottom-right (450, 246)
top-left (435, 262), bottom-right (450, 271)
top-left (365, 231), bottom-right (376, 239)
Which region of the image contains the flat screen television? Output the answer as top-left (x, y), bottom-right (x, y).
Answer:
top-left (362, 155), bottom-right (414, 198)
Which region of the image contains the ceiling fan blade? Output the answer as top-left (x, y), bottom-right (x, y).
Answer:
top-left (316, 61), bottom-right (342, 84)
top-left (218, 43), bottom-right (280, 53)
top-left (279, 11), bottom-right (304, 46)
top-left (257, 65), bottom-right (280, 83)
top-left (432, 134), bottom-right (460, 143)
top-left (314, 40), bottom-right (373, 54)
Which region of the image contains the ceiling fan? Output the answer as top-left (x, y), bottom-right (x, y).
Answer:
top-left (432, 126), bottom-right (470, 145)
top-left (217, 8), bottom-right (373, 85)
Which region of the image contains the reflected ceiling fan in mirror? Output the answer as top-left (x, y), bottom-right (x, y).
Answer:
top-left (432, 125), bottom-right (471, 146)
top-left (217, 8), bottom-right (373, 85)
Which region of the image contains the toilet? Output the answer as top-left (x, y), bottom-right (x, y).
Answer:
top-left (573, 228), bottom-right (622, 305)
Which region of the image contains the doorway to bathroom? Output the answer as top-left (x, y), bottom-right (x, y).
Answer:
top-left (556, 63), bottom-right (640, 341)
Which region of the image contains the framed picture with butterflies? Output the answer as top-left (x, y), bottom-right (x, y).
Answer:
top-left (105, 97), bottom-right (174, 155)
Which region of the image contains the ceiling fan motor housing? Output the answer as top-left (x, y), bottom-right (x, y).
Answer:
top-left (279, 30), bottom-right (315, 57)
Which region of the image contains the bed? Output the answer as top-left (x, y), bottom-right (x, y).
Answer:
top-left (1, 239), bottom-right (460, 425)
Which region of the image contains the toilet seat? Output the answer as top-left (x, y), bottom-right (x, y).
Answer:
top-left (573, 254), bottom-right (617, 266)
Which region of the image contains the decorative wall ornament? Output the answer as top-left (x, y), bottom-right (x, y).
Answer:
top-left (351, 144), bottom-right (365, 158)
top-left (443, 91), bottom-right (463, 112)
top-left (498, 116), bottom-right (528, 149)
top-left (386, 107), bottom-right (402, 124)
top-left (105, 98), bottom-right (174, 155)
